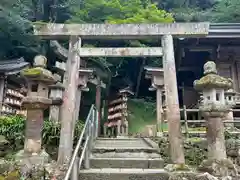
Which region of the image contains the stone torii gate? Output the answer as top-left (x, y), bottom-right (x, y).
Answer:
top-left (33, 22), bottom-right (209, 165)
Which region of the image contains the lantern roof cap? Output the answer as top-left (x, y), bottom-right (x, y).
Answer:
top-left (21, 55), bottom-right (56, 84)
top-left (194, 61), bottom-right (233, 90)
top-left (21, 67), bottom-right (56, 84)
top-left (225, 89), bottom-right (236, 95)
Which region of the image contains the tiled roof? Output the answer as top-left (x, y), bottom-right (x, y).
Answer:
top-left (0, 57), bottom-right (29, 75)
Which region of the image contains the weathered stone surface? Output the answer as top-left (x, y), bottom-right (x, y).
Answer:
top-left (141, 125), bottom-right (157, 137)
top-left (15, 149), bottom-right (50, 166)
top-left (33, 22), bottom-right (210, 39)
top-left (0, 159), bottom-right (15, 174)
top-left (21, 96), bottom-right (52, 109)
top-left (194, 61), bottom-right (233, 91)
top-left (162, 34), bottom-right (185, 164)
top-left (196, 172), bottom-right (218, 180)
top-left (198, 159), bottom-right (238, 177)
top-left (89, 157), bottom-right (164, 169)
top-left (0, 135), bottom-right (9, 157)
top-left (164, 164), bottom-right (191, 172)
top-left (79, 47), bottom-right (163, 57)
top-left (79, 168), bottom-right (170, 180)
top-left (21, 67), bottom-right (56, 83)
top-left (168, 171), bottom-right (200, 180)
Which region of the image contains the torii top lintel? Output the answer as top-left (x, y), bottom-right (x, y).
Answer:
top-left (33, 22), bottom-right (210, 39)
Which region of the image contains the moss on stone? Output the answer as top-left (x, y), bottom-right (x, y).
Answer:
top-left (21, 67), bottom-right (55, 83)
top-left (194, 73), bottom-right (233, 90)
top-left (165, 163), bottom-right (191, 172)
top-left (21, 67), bottom-right (43, 77)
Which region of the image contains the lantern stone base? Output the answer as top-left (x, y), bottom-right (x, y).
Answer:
top-left (15, 149), bottom-right (50, 168)
top-left (198, 158), bottom-right (238, 177)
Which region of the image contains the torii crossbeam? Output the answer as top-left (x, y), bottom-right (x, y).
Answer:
top-left (33, 22), bottom-right (210, 39)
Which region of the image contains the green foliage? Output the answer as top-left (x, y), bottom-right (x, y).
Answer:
top-left (211, 0), bottom-right (240, 23)
top-left (0, 116), bottom-right (24, 148)
top-left (0, 115), bottom-right (84, 151)
top-left (0, 0), bottom-right (40, 58)
top-left (157, 137), bottom-right (207, 166)
top-left (70, 0), bottom-right (174, 24)
top-left (128, 98), bottom-right (156, 134)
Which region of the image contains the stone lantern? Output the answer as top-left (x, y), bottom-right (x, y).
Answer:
top-left (19, 55), bottom-right (55, 159)
top-left (224, 89), bottom-right (236, 128)
top-left (49, 74), bottom-right (65, 123)
top-left (144, 67), bottom-right (164, 136)
top-left (194, 61), bottom-right (237, 177)
top-left (74, 68), bottom-right (93, 122)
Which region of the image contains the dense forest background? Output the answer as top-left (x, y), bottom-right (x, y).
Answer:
top-left (0, 0), bottom-right (239, 98)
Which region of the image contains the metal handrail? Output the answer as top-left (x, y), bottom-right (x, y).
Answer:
top-left (64, 104), bottom-right (98, 180)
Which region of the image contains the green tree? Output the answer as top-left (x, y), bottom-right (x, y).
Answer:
top-left (70, 0), bottom-right (174, 23)
top-left (211, 0), bottom-right (240, 22)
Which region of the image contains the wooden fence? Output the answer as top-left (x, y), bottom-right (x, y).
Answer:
top-left (163, 106), bottom-right (240, 136)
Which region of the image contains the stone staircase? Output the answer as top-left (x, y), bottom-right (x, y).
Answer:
top-left (79, 137), bottom-right (169, 180)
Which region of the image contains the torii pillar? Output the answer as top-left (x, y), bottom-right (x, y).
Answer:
top-left (58, 36), bottom-right (81, 165)
top-left (161, 35), bottom-right (185, 165)
top-left (144, 67), bottom-right (164, 136)
top-left (95, 75), bottom-right (102, 136)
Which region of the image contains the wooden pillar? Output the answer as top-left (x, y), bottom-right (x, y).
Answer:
top-left (156, 88), bottom-right (163, 133)
top-left (162, 35), bottom-right (185, 164)
top-left (71, 87), bottom-right (82, 142)
top-left (49, 105), bottom-right (60, 123)
top-left (58, 36), bottom-right (81, 165)
top-left (0, 76), bottom-right (5, 115)
top-left (95, 76), bottom-right (101, 136)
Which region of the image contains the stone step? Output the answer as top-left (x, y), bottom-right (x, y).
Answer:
top-left (92, 147), bottom-right (158, 153)
top-left (79, 168), bottom-right (169, 180)
top-left (91, 151), bottom-right (161, 159)
top-left (89, 157), bottom-right (164, 169)
top-left (94, 138), bottom-right (159, 153)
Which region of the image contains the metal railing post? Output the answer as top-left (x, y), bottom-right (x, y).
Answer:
top-left (71, 157), bottom-right (79, 180)
top-left (95, 109), bottom-right (99, 138)
top-left (91, 108), bottom-right (95, 140)
top-left (64, 105), bottom-right (98, 179)
top-left (84, 122), bottom-right (90, 169)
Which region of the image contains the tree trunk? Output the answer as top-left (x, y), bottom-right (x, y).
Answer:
top-left (58, 36), bottom-right (81, 165)
top-left (207, 116), bottom-right (227, 160)
top-left (162, 35), bottom-right (185, 164)
top-left (24, 110), bottom-right (43, 153)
